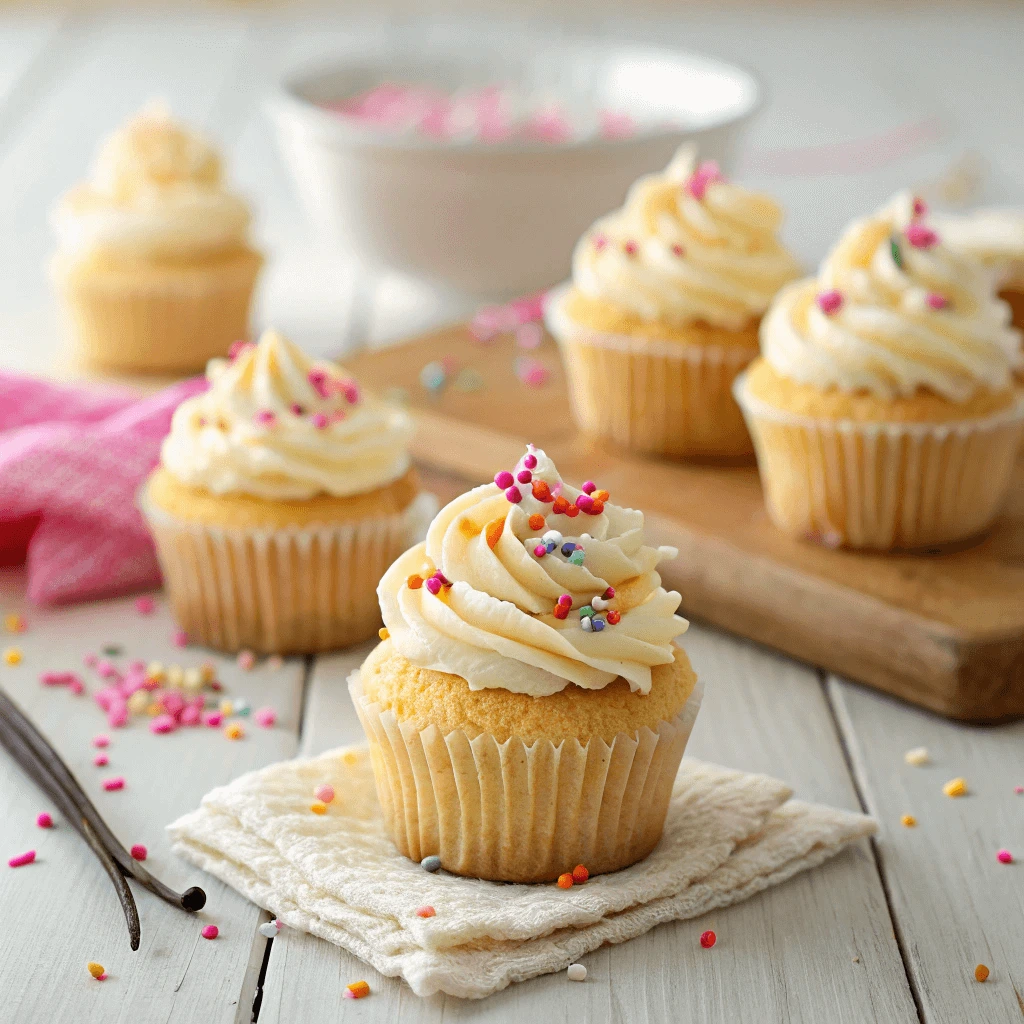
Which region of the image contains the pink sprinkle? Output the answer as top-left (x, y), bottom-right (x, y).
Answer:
top-left (312, 413), bottom-right (329, 429)
top-left (598, 109), bottom-right (636, 140)
top-left (96, 659), bottom-right (117, 679)
top-left (582, 481), bottom-right (596, 495)
top-left (179, 704), bottom-right (201, 727)
top-left (172, 629), bottom-right (188, 648)
top-left (623, 240), bottom-right (639, 256)
top-left (671, 243), bottom-right (685, 257)
top-left (8, 850), bottom-right (35, 868)
top-left (83, 653), bottom-right (98, 668)
top-left (237, 650), bottom-right (257, 671)
top-left (149, 714), bottom-right (177, 735)
top-left (912, 196), bottom-right (928, 218)
top-left (68, 677), bottom-right (84, 695)
top-left (337, 379), bottom-right (360, 405)
top-left (415, 905), bottom-right (436, 919)
top-left (307, 369), bottom-right (330, 397)
top-left (494, 470), bottom-right (514, 489)
top-left (343, 990), bottom-right (357, 1000)
top-left (522, 453), bottom-right (538, 470)
top-left (201, 925), bottom-right (219, 940)
top-left (254, 409), bottom-right (276, 426)
top-left (1015, 786), bottom-right (1023, 794)
top-left (557, 594), bottom-right (573, 607)
top-left (576, 494), bottom-right (595, 513)
top-left (162, 692), bottom-right (185, 717)
top-left (517, 469), bottom-right (532, 484)
top-left (135, 596), bottom-right (156, 615)
top-left (254, 707), bottom-right (277, 728)
top-left (926, 292), bottom-right (948, 310)
top-left (906, 224), bottom-right (938, 249)
top-left (93, 735), bottom-right (110, 749)
top-left (93, 754), bottom-right (109, 767)
top-left (203, 711), bottom-right (223, 728)
top-left (290, 403), bottom-right (304, 416)
top-left (425, 577), bottom-right (443, 596)
top-left (131, 844), bottom-right (147, 861)
top-left (36, 813), bottom-right (53, 829)
top-left (525, 105), bottom-right (570, 143)
top-left (102, 777), bottom-right (125, 792)
top-left (515, 322), bottom-right (543, 349)
top-left (107, 704), bottom-right (128, 729)
top-left (314, 784), bottom-right (335, 804)
top-left (505, 486), bottom-right (522, 503)
top-left (817, 290), bottom-right (844, 315)
top-left (533, 544), bottom-right (547, 557)
top-left (687, 160), bottom-right (722, 200)
top-left (997, 849), bottom-right (1013, 864)
top-left (593, 234), bottom-right (608, 252)
top-left (40, 671), bottom-right (73, 686)
top-left (604, 586), bottom-right (616, 599)
top-left (228, 340), bottom-right (254, 361)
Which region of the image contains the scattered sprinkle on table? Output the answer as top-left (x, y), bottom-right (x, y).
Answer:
top-left (87, 961), bottom-right (106, 981)
top-left (4, 613), bottom-right (26, 633)
top-left (314, 784), bottom-right (334, 804)
top-left (344, 980), bottom-right (370, 1000)
top-left (975, 964), bottom-right (990, 982)
top-left (3, 647), bottom-right (23, 665)
top-left (93, 753), bottom-right (109, 767)
top-left (93, 735), bottom-right (110, 748)
top-left (201, 924), bottom-right (219, 940)
top-left (901, 815), bottom-right (917, 827)
top-left (904, 747), bottom-right (929, 766)
top-left (130, 844), bottom-right (147, 861)
top-left (421, 855), bottom-right (442, 872)
top-left (700, 930), bottom-right (717, 949)
top-left (567, 963), bottom-right (587, 982)
top-left (943, 777), bottom-right (967, 798)
top-left (415, 906), bottom-right (436, 919)
top-left (254, 707), bottom-right (276, 728)
top-left (258, 920), bottom-right (282, 938)
top-left (8, 850), bottom-right (35, 868)
top-left (556, 872), bottom-right (574, 889)
top-left (134, 596), bottom-right (155, 615)
top-left (237, 650), bottom-right (256, 670)
top-left (36, 812), bottom-right (53, 828)
top-left (172, 629), bottom-right (188, 648)
top-left (102, 776), bottom-right (125, 792)
top-left (224, 723), bottom-right (244, 741)
top-left (1015, 786), bottom-right (1023, 795)
top-left (996, 849), bottom-right (1013, 864)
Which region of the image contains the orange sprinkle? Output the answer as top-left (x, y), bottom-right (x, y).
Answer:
top-left (528, 513), bottom-right (546, 531)
top-left (900, 815), bottom-right (917, 827)
top-left (532, 480), bottom-right (553, 502)
top-left (407, 574), bottom-right (424, 590)
top-left (975, 964), bottom-right (990, 982)
top-left (485, 518), bottom-right (504, 549)
top-left (594, 490), bottom-right (609, 502)
top-left (378, 627), bottom-right (390, 641)
top-left (552, 496), bottom-right (570, 514)
top-left (943, 777), bottom-right (967, 798)
top-left (87, 961), bottom-right (106, 980)
top-left (557, 872), bottom-right (574, 889)
top-left (571, 864), bottom-right (589, 884)
top-left (311, 801), bottom-right (327, 815)
top-left (590, 500), bottom-right (605, 515)
top-left (345, 980), bottom-right (371, 999)
top-left (225, 723), bottom-right (244, 740)
top-left (415, 905), bottom-right (436, 918)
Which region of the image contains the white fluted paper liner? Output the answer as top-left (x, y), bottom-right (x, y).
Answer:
top-left (734, 373), bottom-right (1024, 549)
top-left (139, 486), bottom-right (437, 654)
top-left (349, 671), bottom-right (704, 882)
top-left (544, 282), bottom-right (757, 458)
top-left (168, 745), bottom-right (876, 999)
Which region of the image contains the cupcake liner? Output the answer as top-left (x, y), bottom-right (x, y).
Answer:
top-left (139, 485), bottom-right (436, 654)
top-left (544, 283), bottom-right (756, 458)
top-left (54, 249), bottom-right (262, 374)
top-left (734, 373), bottom-right (1024, 550)
top-left (349, 667), bottom-right (704, 883)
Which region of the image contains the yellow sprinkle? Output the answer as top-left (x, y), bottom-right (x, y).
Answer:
top-left (975, 964), bottom-right (990, 982)
top-left (378, 627), bottom-right (390, 641)
top-left (166, 664), bottom-right (184, 688)
top-left (346, 980), bottom-right (370, 999)
top-left (311, 802), bottom-right (327, 815)
top-left (3, 647), bottom-right (22, 666)
top-left (146, 702), bottom-right (163, 716)
top-left (220, 699), bottom-right (234, 717)
top-left (87, 961), bottom-right (105, 979)
top-left (342, 751), bottom-right (359, 765)
top-left (225, 723), bottom-right (244, 740)
top-left (127, 690), bottom-right (150, 715)
top-left (4, 613), bottom-right (26, 633)
top-left (183, 667), bottom-right (204, 692)
top-left (146, 661), bottom-right (166, 683)
top-left (901, 815), bottom-right (917, 827)
top-left (943, 777), bottom-right (967, 798)
top-left (903, 747), bottom-right (929, 766)
top-left (199, 661), bottom-right (217, 683)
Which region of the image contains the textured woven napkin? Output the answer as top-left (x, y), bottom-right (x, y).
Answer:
top-left (169, 746), bottom-right (876, 999)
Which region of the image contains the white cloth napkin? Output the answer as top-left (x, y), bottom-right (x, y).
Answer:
top-left (168, 746), bottom-right (876, 999)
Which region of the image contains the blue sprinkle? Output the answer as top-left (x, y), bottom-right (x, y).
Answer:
top-left (546, 542), bottom-right (557, 553)
top-left (421, 855), bottom-right (442, 872)
top-left (592, 617), bottom-right (606, 632)
top-left (561, 542), bottom-right (576, 558)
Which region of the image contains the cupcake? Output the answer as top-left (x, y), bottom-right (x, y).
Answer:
top-left (51, 102), bottom-right (263, 374)
top-left (735, 193), bottom-right (1024, 550)
top-left (350, 446), bottom-right (702, 882)
top-left (545, 148), bottom-right (801, 458)
top-left (140, 329), bottom-right (434, 654)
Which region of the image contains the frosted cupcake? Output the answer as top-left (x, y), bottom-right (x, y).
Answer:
top-left (735, 193), bottom-right (1024, 550)
top-left (140, 330), bottom-right (433, 653)
top-left (51, 103), bottom-right (262, 374)
top-left (545, 148), bottom-right (801, 458)
top-left (350, 446), bottom-right (702, 882)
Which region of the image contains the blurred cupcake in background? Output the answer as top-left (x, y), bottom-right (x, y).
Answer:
top-left (51, 102), bottom-right (263, 374)
top-left (140, 329), bottom-right (434, 654)
top-left (735, 193), bottom-right (1024, 550)
top-left (545, 147), bottom-right (801, 459)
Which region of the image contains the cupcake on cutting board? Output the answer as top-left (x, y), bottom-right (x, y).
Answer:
top-left (141, 329), bottom-right (434, 654)
top-left (51, 102), bottom-right (262, 374)
top-left (545, 147), bottom-right (801, 459)
top-left (350, 446), bottom-right (702, 883)
top-left (735, 193), bottom-right (1024, 550)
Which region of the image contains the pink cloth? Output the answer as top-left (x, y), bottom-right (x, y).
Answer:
top-left (0, 373), bottom-right (205, 606)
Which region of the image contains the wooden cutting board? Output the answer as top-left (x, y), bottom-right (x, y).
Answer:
top-left (348, 324), bottom-right (1024, 723)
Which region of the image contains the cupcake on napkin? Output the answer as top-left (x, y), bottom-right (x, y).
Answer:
top-left (735, 193), bottom-right (1024, 550)
top-left (140, 329), bottom-right (433, 654)
top-left (545, 148), bottom-right (801, 458)
top-left (350, 446), bottom-right (702, 883)
top-left (51, 102), bottom-right (263, 374)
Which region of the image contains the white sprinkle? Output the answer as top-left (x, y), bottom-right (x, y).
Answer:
top-left (581, 616), bottom-right (593, 632)
top-left (567, 964), bottom-right (587, 982)
top-left (592, 596), bottom-right (608, 611)
top-left (542, 530), bottom-right (562, 545)
top-left (259, 921), bottom-right (278, 938)
top-left (904, 747), bottom-right (929, 766)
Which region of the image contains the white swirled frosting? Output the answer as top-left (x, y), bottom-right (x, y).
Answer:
top-left (378, 447), bottom-right (688, 697)
top-left (161, 330), bottom-right (413, 500)
top-left (761, 193), bottom-right (1022, 401)
top-left (932, 208), bottom-right (1024, 286)
top-left (570, 147), bottom-right (801, 330)
top-left (52, 102), bottom-right (253, 262)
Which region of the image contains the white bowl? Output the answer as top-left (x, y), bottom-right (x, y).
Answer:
top-left (268, 38), bottom-right (759, 298)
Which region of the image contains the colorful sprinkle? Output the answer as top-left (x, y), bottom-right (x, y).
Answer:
top-left (943, 777), bottom-right (967, 798)
top-left (172, 629), bottom-right (188, 648)
top-left (567, 963), bottom-right (587, 982)
top-left (557, 873), bottom-right (574, 889)
top-left (516, 469), bottom-right (533, 484)
top-left (407, 574), bottom-right (424, 590)
top-left (890, 237), bottom-right (904, 269)
top-left (314, 784), bottom-right (334, 804)
top-left (568, 550), bottom-right (586, 567)
top-left (311, 802), bottom-right (328, 815)
top-left (237, 650), bottom-right (256, 671)
top-left (975, 964), bottom-right (990, 983)
top-left (258, 921), bottom-right (280, 938)
top-left (344, 981), bottom-right (370, 1000)
top-left (912, 196), bottom-right (928, 218)
top-left (102, 777), bottom-right (125, 792)
top-left (3, 647), bottom-right (22, 665)
top-left (906, 224), bottom-right (938, 249)
top-left (523, 453), bottom-right (538, 470)
top-left (87, 961), bottom-right (106, 980)
top-left (494, 470), bottom-right (514, 489)
top-left (686, 161), bottom-right (722, 200)
top-left (607, 610), bottom-right (621, 625)
top-left (378, 627), bottom-right (390, 641)
top-left (926, 292), bottom-right (948, 310)
top-left (311, 413), bottom-right (329, 429)
top-left (425, 576), bottom-right (443, 596)
top-left (8, 850), bottom-right (35, 868)
top-left (415, 905), bottom-right (436, 918)
top-left (1015, 786), bottom-right (1023, 795)
top-left (576, 494), bottom-right (595, 513)
top-left (255, 707), bottom-right (277, 728)
top-left (700, 930), bottom-right (717, 949)
top-left (36, 812), bottom-right (53, 828)
top-left (203, 711), bottom-right (223, 728)
top-left (419, 361), bottom-right (447, 391)
top-left (996, 849), bottom-right (1013, 864)
top-left (225, 724), bottom-right (244, 741)
top-left (528, 513), bottom-right (546, 531)
top-left (254, 409), bottom-right (276, 426)
top-left (134, 596), bottom-right (155, 615)
top-left (904, 747), bottom-right (929, 766)
top-left (130, 844), bottom-right (147, 860)
top-left (533, 544), bottom-right (548, 558)
top-left (571, 864), bottom-right (589, 884)
top-left (671, 243), bottom-right (685, 257)
top-left (816, 290), bottom-right (843, 315)
top-left (505, 486), bottom-right (523, 504)
top-left (593, 234), bottom-right (607, 252)
top-left (421, 855), bottom-right (442, 872)
top-left (93, 753), bottom-right (109, 767)
top-left (623, 240), bottom-right (638, 256)
top-left (4, 613), bottom-right (26, 633)
top-left (901, 815), bottom-right (917, 827)
top-left (532, 480), bottom-right (554, 503)
top-left (202, 924), bottom-right (219, 940)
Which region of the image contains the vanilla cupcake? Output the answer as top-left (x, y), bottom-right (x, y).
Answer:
top-left (350, 447), bottom-right (702, 882)
top-left (545, 148), bottom-right (801, 458)
top-left (52, 103), bottom-right (262, 374)
top-left (140, 329), bottom-right (433, 654)
top-left (735, 193), bottom-right (1024, 550)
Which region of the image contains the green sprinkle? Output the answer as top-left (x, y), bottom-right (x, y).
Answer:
top-left (102, 645), bottom-right (122, 657)
top-left (454, 368), bottom-right (486, 393)
top-left (890, 236), bottom-right (903, 269)
top-left (568, 550), bottom-right (586, 566)
top-left (579, 605), bottom-right (594, 618)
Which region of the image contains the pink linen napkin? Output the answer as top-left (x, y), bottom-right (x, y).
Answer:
top-left (0, 373), bottom-right (205, 606)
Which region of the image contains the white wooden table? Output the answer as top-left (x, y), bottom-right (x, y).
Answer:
top-left (1, 8), bottom-right (1023, 1023)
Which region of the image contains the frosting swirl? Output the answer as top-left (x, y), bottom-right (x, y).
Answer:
top-left (161, 330), bottom-right (414, 500)
top-left (378, 447), bottom-right (688, 696)
top-left (761, 193), bottom-right (1022, 401)
top-left (571, 147), bottom-right (801, 330)
top-left (52, 102), bottom-right (253, 262)
top-left (933, 208), bottom-right (1024, 286)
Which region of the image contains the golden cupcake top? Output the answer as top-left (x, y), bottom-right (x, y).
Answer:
top-left (378, 447), bottom-right (688, 697)
top-left (569, 147), bottom-right (801, 331)
top-left (760, 193), bottom-right (1023, 402)
top-left (52, 102), bottom-right (253, 261)
top-left (160, 330), bottom-right (414, 501)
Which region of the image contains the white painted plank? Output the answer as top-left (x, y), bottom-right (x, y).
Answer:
top-left (830, 677), bottom-right (1024, 1024)
top-left (0, 15), bottom-right (65, 130)
top-left (260, 624), bottom-right (917, 1023)
top-left (0, 569), bottom-right (306, 1022)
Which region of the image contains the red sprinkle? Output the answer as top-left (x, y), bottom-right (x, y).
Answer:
top-left (671, 243), bottom-right (685, 257)
top-left (571, 864), bottom-right (589, 884)
top-left (607, 610), bottom-right (621, 625)
top-left (817, 290), bottom-right (843, 315)
top-left (997, 849), bottom-right (1013, 864)
top-left (415, 906), bottom-right (436, 918)
top-left (8, 850), bottom-right (35, 868)
top-left (623, 240), bottom-right (638, 256)
top-left (912, 196), bottom-right (928, 218)
top-left (202, 924), bottom-right (219, 940)
top-left (906, 224), bottom-right (938, 249)
top-left (131, 844), bottom-right (147, 861)
top-left (102, 777), bottom-right (125, 792)
top-left (926, 292), bottom-right (948, 310)
top-left (36, 813), bottom-right (53, 828)
top-left (700, 930), bottom-right (717, 949)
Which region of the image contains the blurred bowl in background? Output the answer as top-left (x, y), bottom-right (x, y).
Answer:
top-left (268, 38), bottom-right (759, 298)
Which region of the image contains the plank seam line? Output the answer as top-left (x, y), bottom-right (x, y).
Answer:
top-left (822, 673), bottom-right (927, 1024)
top-left (250, 935), bottom-right (274, 1023)
top-left (297, 655), bottom-right (315, 746)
